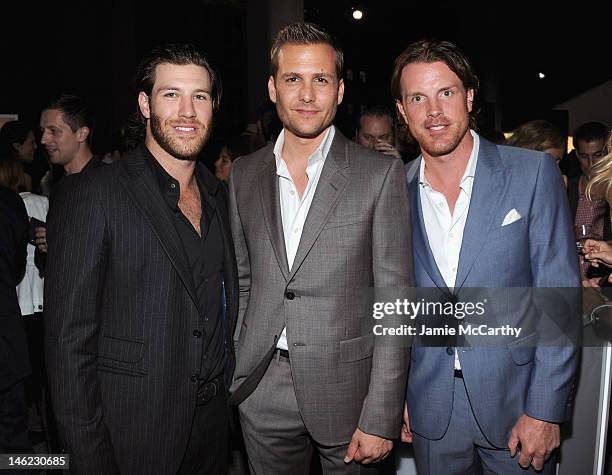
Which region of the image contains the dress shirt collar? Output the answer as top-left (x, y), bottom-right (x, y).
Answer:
top-left (273, 126), bottom-right (335, 177)
top-left (419, 130), bottom-right (479, 191)
top-left (143, 144), bottom-right (209, 212)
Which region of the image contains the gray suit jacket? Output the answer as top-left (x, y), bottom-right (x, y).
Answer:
top-left (229, 130), bottom-right (414, 445)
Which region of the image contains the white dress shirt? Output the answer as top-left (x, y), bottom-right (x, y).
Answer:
top-left (419, 130), bottom-right (479, 369)
top-left (274, 126), bottom-right (335, 350)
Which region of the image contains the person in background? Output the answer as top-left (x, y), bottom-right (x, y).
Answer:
top-left (0, 156), bottom-right (50, 448)
top-left (0, 181), bottom-right (31, 458)
top-left (0, 120), bottom-right (48, 194)
top-left (35, 94), bottom-right (104, 260)
top-left (505, 120), bottom-right (566, 164)
top-left (567, 122), bottom-right (610, 285)
top-left (39, 93), bottom-right (101, 181)
top-left (583, 131), bottom-right (612, 282)
top-left (214, 135), bottom-right (252, 183)
top-left (354, 105), bottom-right (402, 159)
top-left (505, 120), bottom-right (567, 185)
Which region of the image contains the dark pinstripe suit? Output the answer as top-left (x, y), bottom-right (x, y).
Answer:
top-left (44, 146), bottom-right (238, 474)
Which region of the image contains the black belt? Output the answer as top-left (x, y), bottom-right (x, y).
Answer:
top-left (454, 369), bottom-right (463, 379)
top-left (196, 376), bottom-right (222, 406)
top-left (274, 348), bottom-right (290, 359)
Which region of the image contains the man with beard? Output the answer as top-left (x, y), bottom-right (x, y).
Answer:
top-left (228, 23), bottom-right (412, 473)
top-left (393, 40), bottom-right (579, 474)
top-left (44, 44), bottom-right (238, 475)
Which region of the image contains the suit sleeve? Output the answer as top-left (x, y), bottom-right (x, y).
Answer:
top-left (526, 155), bottom-right (580, 423)
top-left (358, 158), bottom-right (414, 439)
top-left (228, 164), bottom-right (251, 351)
top-left (44, 177), bottom-right (119, 474)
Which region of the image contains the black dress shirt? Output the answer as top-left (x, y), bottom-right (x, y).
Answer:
top-left (146, 148), bottom-right (225, 382)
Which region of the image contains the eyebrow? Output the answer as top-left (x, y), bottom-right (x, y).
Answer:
top-left (404, 84), bottom-right (458, 97)
top-left (280, 72), bottom-right (334, 79)
top-left (156, 86), bottom-right (211, 94)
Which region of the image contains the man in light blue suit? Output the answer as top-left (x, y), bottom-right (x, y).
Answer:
top-left (391, 39), bottom-right (580, 474)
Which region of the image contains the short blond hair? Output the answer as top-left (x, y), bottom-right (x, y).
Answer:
top-left (270, 22), bottom-right (343, 80)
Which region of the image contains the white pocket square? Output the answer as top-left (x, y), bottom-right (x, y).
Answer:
top-left (502, 209), bottom-right (521, 226)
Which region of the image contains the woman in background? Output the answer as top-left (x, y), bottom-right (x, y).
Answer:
top-left (0, 156), bottom-right (50, 446)
top-left (0, 121), bottom-right (51, 195)
top-left (506, 119), bottom-right (567, 186)
top-left (214, 135), bottom-right (252, 184)
top-left (584, 132), bottom-right (612, 280)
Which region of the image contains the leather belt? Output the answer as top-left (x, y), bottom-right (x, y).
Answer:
top-left (196, 376), bottom-right (222, 406)
top-left (454, 369), bottom-right (463, 379)
top-left (274, 348), bottom-right (290, 359)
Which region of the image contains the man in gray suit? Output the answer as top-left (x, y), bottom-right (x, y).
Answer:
top-left (393, 40), bottom-right (579, 474)
top-left (229, 22), bottom-right (413, 473)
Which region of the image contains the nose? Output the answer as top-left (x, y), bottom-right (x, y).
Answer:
top-left (299, 82), bottom-right (314, 103)
top-left (178, 97), bottom-right (196, 118)
top-left (40, 130), bottom-right (51, 145)
top-left (426, 97), bottom-right (442, 118)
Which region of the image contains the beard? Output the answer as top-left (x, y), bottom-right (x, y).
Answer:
top-left (410, 120), bottom-right (469, 158)
top-left (149, 111), bottom-right (210, 161)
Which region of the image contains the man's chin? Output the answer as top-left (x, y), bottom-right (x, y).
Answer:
top-left (288, 124), bottom-right (331, 140)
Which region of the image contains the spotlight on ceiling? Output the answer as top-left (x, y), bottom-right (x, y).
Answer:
top-left (352, 9), bottom-right (364, 20)
top-left (538, 72), bottom-right (546, 79)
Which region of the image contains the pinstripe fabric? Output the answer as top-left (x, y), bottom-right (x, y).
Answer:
top-left (229, 131), bottom-right (414, 447)
top-left (44, 146), bottom-right (238, 474)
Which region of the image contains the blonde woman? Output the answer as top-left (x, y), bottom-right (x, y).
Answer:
top-left (583, 132), bottom-right (612, 284)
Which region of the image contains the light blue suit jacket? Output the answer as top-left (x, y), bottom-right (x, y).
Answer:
top-left (406, 136), bottom-right (580, 448)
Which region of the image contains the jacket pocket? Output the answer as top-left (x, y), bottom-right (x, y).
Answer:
top-left (98, 335), bottom-right (146, 376)
top-left (340, 334), bottom-right (374, 363)
top-left (507, 332), bottom-right (536, 365)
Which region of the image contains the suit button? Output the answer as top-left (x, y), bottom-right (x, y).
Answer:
top-left (193, 329), bottom-right (202, 338)
top-left (285, 290), bottom-right (295, 300)
top-left (190, 374), bottom-right (199, 382)
top-left (446, 347), bottom-right (454, 355)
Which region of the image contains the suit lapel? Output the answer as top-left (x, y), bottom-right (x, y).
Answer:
top-left (455, 139), bottom-right (506, 288)
top-left (406, 159), bottom-right (447, 290)
top-left (288, 132), bottom-right (349, 279)
top-left (119, 148), bottom-right (201, 313)
top-left (259, 156), bottom-right (290, 280)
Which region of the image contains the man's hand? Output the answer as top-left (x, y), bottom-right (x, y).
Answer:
top-left (401, 402), bottom-right (413, 443)
top-left (35, 226), bottom-right (48, 253)
top-left (344, 428), bottom-right (393, 465)
top-left (508, 414), bottom-right (559, 471)
top-left (374, 141), bottom-right (402, 159)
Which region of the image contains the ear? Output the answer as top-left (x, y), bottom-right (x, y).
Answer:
top-left (337, 78), bottom-right (345, 105)
top-left (466, 89), bottom-right (474, 113)
top-left (138, 91), bottom-right (151, 119)
top-left (76, 126), bottom-right (90, 144)
top-left (12, 142), bottom-right (21, 152)
top-left (396, 100), bottom-right (408, 125)
top-left (267, 76), bottom-right (277, 104)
